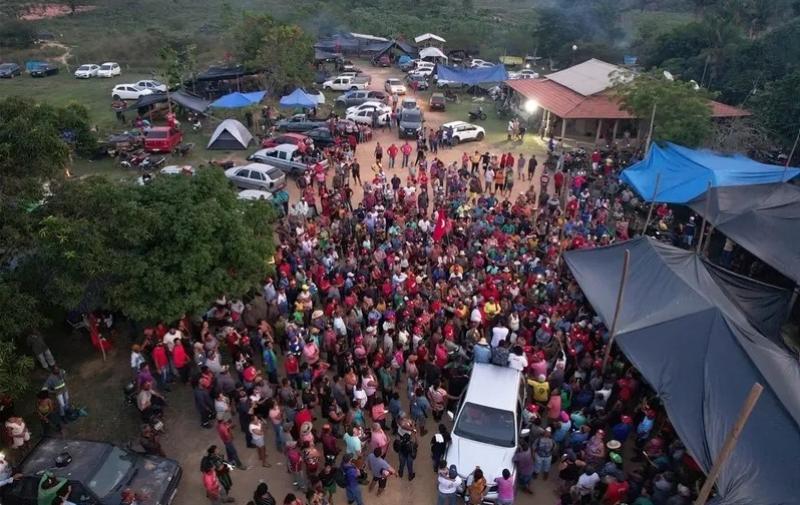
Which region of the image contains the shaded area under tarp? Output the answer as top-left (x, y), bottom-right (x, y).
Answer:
top-left (195, 65), bottom-right (257, 82)
top-left (210, 91), bottom-right (266, 109)
top-left (435, 64), bottom-right (508, 85)
top-left (621, 142), bottom-right (800, 203)
top-left (126, 92), bottom-right (167, 111)
top-left (564, 237), bottom-right (800, 505)
top-left (688, 183), bottom-right (800, 284)
top-left (280, 88), bottom-right (317, 108)
top-left (125, 90), bottom-right (210, 114)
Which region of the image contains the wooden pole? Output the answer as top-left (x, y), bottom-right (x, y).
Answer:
top-left (695, 383), bottom-right (764, 505)
top-left (785, 127), bottom-right (800, 168)
top-left (696, 181), bottom-right (712, 254)
top-left (641, 172), bottom-right (661, 235)
top-left (601, 249), bottom-right (631, 374)
top-left (645, 103), bottom-right (657, 155)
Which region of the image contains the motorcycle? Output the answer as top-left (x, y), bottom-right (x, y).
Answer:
top-left (468, 106), bottom-right (487, 121)
top-left (124, 381), bottom-right (166, 433)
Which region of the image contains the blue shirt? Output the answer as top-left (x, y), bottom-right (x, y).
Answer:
top-left (473, 344), bottom-right (492, 364)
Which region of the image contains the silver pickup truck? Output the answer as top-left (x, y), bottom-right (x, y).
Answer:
top-left (247, 144), bottom-right (329, 177)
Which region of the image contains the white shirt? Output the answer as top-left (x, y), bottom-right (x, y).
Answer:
top-left (491, 326), bottom-right (510, 348)
top-left (163, 330), bottom-right (182, 351)
top-left (577, 472), bottom-right (600, 494)
top-left (508, 353), bottom-right (528, 371)
top-left (438, 475), bottom-right (462, 494)
top-left (470, 308), bottom-right (483, 324)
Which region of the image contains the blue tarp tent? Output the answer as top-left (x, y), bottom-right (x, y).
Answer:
top-left (621, 142), bottom-right (800, 203)
top-left (398, 55), bottom-right (412, 65)
top-left (210, 91), bottom-right (266, 109)
top-left (279, 88), bottom-right (318, 108)
top-left (435, 64), bottom-right (508, 85)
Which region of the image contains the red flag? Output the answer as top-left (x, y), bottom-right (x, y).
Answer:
top-left (432, 208), bottom-right (447, 242)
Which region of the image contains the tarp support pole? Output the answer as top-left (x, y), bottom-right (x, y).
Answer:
top-left (645, 103), bottom-right (657, 155)
top-left (695, 383), bottom-right (764, 505)
top-left (789, 285), bottom-right (799, 316)
top-left (641, 172), bottom-right (661, 234)
top-left (601, 249), bottom-right (630, 374)
top-left (696, 181), bottom-right (712, 254)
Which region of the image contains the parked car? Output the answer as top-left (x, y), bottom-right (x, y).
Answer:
top-left (74, 64), bottom-right (100, 78)
top-left (135, 79), bottom-right (167, 92)
top-left (0, 63), bottom-right (22, 78)
top-left (225, 163), bottom-right (286, 192)
top-left (442, 120), bottom-right (485, 144)
top-left (305, 127), bottom-right (337, 147)
top-left (469, 58), bottom-right (492, 68)
top-left (338, 72), bottom-right (370, 84)
top-left (384, 78), bottom-right (407, 95)
top-left (507, 69), bottom-right (539, 80)
top-left (399, 108), bottom-right (424, 139)
top-left (408, 66), bottom-right (434, 78)
top-left (340, 60), bottom-right (357, 72)
top-left (261, 132), bottom-right (313, 149)
top-left (405, 73), bottom-right (429, 90)
top-left (372, 54), bottom-right (391, 67)
top-left (346, 101), bottom-right (391, 116)
top-left (435, 76), bottom-right (464, 89)
top-left (323, 76), bottom-right (369, 92)
top-left (144, 126), bottom-right (183, 153)
top-left (29, 62), bottom-right (59, 77)
top-left (160, 165), bottom-right (195, 176)
top-left (238, 189), bottom-right (274, 201)
top-left (399, 59), bottom-right (417, 72)
top-left (97, 62), bottom-right (121, 77)
top-left (111, 84), bottom-right (153, 100)
top-left (275, 114), bottom-right (328, 133)
top-left (446, 364), bottom-right (527, 503)
top-left (429, 93), bottom-right (446, 111)
top-left (400, 97), bottom-right (418, 110)
top-left (347, 108), bottom-right (390, 126)
top-left (2, 438), bottom-right (182, 505)
top-left (249, 144), bottom-right (327, 177)
top-left (334, 90), bottom-right (388, 108)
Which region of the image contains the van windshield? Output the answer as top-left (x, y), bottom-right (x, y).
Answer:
top-left (454, 402), bottom-right (515, 447)
top-left (402, 111), bottom-right (421, 122)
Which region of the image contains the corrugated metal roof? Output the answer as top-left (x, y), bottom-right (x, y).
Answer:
top-left (415, 33), bottom-right (446, 43)
top-left (506, 78), bottom-right (750, 119)
top-left (546, 58), bottom-right (629, 96)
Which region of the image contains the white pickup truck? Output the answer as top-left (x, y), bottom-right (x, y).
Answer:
top-left (248, 144), bottom-right (328, 177)
top-left (323, 75), bottom-right (370, 92)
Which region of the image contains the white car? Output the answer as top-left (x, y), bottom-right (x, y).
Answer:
top-left (74, 64), bottom-right (100, 78)
top-left (409, 67), bottom-right (434, 78)
top-left (384, 78), bottom-right (407, 95)
top-left (160, 165), bottom-right (194, 175)
top-left (111, 84), bottom-right (153, 101)
top-left (238, 189), bottom-right (274, 201)
top-left (97, 62), bottom-right (121, 77)
top-left (442, 121), bottom-right (485, 144)
top-left (469, 59), bottom-right (492, 68)
top-left (508, 69), bottom-right (539, 80)
top-left (225, 163), bottom-right (287, 192)
top-left (346, 101), bottom-right (391, 116)
top-left (346, 108), bottom-right (390, 126)
top-left (135, 79), bottom-right (167, 92)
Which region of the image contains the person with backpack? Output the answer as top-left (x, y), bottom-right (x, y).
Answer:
top-left (430, 423), bottom-right (451, 472)
top-left (338, 454), bottom-right (365, 505)
top-left (492, 340), bottom-right (510, 367)
top-left (394, 431), bottom-right (417, 481)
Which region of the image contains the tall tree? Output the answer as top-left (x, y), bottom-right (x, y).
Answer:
top-left (614, 71), bottom-right (714, 147)
top-left (752, 70), bottom-right (800, 146)
top-left (27, 169), bottom-right (276, 322)
top-left (256, 24), bottom-right (314, 94)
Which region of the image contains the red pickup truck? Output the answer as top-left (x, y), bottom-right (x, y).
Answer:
top-left (144, 127), bottom-right (183, 153)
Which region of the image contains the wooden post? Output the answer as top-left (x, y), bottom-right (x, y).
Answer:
top-left (696, 181), bottom-right (712, 254)
top-left (641, 172), bottom-right (661, 235)
top-left (645, 103), bottom-right (657, 155)
top-left (602, 249), bottom-right (631, 374)
top-left (785, 127), bottom-right (800, 168)
top-left (560, 118), bottom-right (567, 142)
top-left (595, 119), bottom-right (603, 144)
top-left (612, 120), bottom-right (619, 142)
top-left (695, 383), bottom-right (764, 505)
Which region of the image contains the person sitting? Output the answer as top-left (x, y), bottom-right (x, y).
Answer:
top-left (137, 381), bottom-right (165, 419)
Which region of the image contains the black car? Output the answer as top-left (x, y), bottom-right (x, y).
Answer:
top-left (405, 73), bottom-right (429, 91)
top-left (429, 93), bottom-right (446, 111)
top-left (305, 127), bottom-right (337, 147)
top-left (30, 63), bottom-right (59, 77)
top-left (275, 114), bottom-right (329, 133)
top-left (1, 438), bottom-right (182, 505)
top-left (0, 63), bottom-right (22, 78)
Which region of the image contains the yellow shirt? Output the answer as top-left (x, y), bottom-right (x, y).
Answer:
top-left (484, 301), bottom-right (500, 317)
top-left (528, 378), bottom-right (550, 403)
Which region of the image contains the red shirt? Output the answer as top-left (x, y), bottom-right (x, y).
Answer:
top-left (603, 480), bottom-right (629, 505)
top-left (203, 471), bottom-right (220, 498)
top-left (217, 421), bottom-right (233, 444)
top-left (388, 145), bottom-right (399, 158)
top-left (285, 355), bottom-right (299, 375)
top-left (152, 345), bottom-right (168, 370)
top-left (172, 343), bottom-right (189, 369)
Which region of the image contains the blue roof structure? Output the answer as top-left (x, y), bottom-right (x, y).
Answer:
top-left (279, 88), bottom-right (317, 108)
top-left (210, 91), bottom-right (266, 109)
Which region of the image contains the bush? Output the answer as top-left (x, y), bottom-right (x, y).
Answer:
top-left (0, 20), bottom-right (36, 49)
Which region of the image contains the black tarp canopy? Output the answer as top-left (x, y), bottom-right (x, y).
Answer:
top-left (688, 183), bottom-right (800, 284)
top-left (125, 92), bottom-right (167, 111)
top-left (564, 237), bottom-right (800, 505)
top-left (125, 90), bottom-right (209, 114)
top-left (195, 65), bottom-right (257, 82)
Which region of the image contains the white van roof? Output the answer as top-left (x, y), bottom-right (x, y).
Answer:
top-left (463, 364), bottom-right (521, 410)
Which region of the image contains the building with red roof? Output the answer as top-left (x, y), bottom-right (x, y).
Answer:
top-left (505, 58), bottom-right (749, 144)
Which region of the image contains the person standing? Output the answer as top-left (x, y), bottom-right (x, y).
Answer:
top-left (437, 464), bottom-right (461, 505)
top-left (217, 419), bottom-right (245, 469)
top-left (395, 431), bottom-right (417, 481)
top-left (249, 414), bottom-right (271, 467)
top-left (351, 161), bottom-right (362, 186)
top-left (45, 365), bottom-right (70, 418)
top-left (516, 154), bottom-right (526, 181)
top-left (494, 468), bottom-right (515, 505)
top-left (27, 333), bottom-right (55, 369)
top-left (533, 428), bottom-right (555, 481)
top-left (374, 142), bottom-right (383, 165)
top-left (467, 467), bottom-right (488, 505)
top-left (341, 454), bottom-right (365, 505)
top-left (253, 482), bottom-right (276, 505)
top-left (387, 143), bottom-right (399, 169)
top-left (430, 424), bottom-right (451, 472)
top-left (527, 155), bottom-right (538, 182)
top-left (513, 443), bottom-right (535, 494)
top-left (366, 447), bottom-right (396, 496)
top-left (401, 141), bottom-right (412, 168)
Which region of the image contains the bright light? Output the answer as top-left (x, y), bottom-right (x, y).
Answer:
top-left (524, 100), bottom-right (539, 114)
top-left (572, 45), bottom-right (578, 51)
top-left (525, 63), bottom-right (531, 69)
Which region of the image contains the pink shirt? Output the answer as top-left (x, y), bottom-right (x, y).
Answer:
top-left (495, 476), bottom-right (515, 502)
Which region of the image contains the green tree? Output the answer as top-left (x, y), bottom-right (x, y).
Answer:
top-left (27, 169), bottom-right (276, 323)
top-left (256, 24), bottom-right (314, 93)
top-left (614, 71), bottom-right (714, 147)
top-left (0, 341), bottom-right (34, 398)
top-left (752, 70), bottom-right (800, 146)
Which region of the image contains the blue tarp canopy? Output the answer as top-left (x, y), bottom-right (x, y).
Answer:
top-left (398, 55), bottom-right (412, 65)
top-left (279, 88), bottom-right (317, 108)
top-left (210, 91), bottom-right (266, 109)
top-left (621, 142), bottom-right (800, 203)
top-left (565, 237), bottom-right (799, 505)
top-left (435, 64), bottom-right (508, 85)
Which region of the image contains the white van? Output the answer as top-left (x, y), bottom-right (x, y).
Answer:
top-left (446, 364), bottom-right (528, 503)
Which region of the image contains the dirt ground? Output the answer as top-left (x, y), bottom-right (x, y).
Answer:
top-left (18, 64), bottom-right (561, 505)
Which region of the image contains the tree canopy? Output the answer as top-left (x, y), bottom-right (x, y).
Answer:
top-left (25, 169), bottom-right (276, 323)
top-left (614, 71), bottom-right (714, 148)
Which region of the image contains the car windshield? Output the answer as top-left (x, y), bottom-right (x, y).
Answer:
top-left (0, 64), bottom-right (14, 70)
top-left (87, 447), bottom-right (135, 498)
top-left (387, 79), bottom-right (400, 85)
top-left (267, 168), bottom-right (283, 178)
top-left (100, 64), bottom-right (112, 70)
top-left (147, 130), bottom-right (168, 139)
top-left (454, 402), bottom-right (516, 447)
top-left (402, 111), bottom-right (421, 122)
top-left (78, 65), bottom-right (92, 70)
